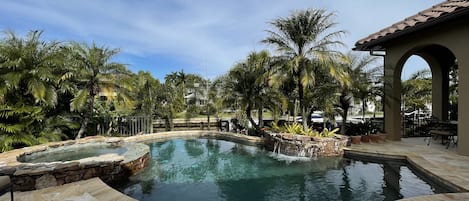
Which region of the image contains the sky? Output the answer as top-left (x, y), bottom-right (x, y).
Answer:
top-left (0, 0), bottom-right (443, 81)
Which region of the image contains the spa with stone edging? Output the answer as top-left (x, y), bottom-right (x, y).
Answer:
top-left (0, 136), bottom-right (149, 191)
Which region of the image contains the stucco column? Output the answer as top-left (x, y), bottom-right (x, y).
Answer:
top-left (457, 56), bottom-right (469, 155)
top-left (383, 53), bottom-right (401, 141)
top-left (422, 55), bottom-right (449, 120)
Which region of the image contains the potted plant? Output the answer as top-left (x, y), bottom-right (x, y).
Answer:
top-left (350, 134), bottom-right (362, 144)
top-left (345, 123), bottom-right (363, 144)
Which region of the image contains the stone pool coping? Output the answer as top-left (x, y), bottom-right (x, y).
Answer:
top-left (344, 139), bottom-right (469, 198)
top-left (0, 136), bottom-right (149, 191)
top-left (0, 177), bottom-right (137, 201)
top-left (123, 130), bottom-right (266, 145)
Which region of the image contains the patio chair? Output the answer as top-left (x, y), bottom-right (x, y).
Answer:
top-left (0, 176), bottom-right (13, 201)
top-left (427, 121), bottom-right (457, 149)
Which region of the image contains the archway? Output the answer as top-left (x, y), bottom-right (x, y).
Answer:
top-left (401, 55), bottom-right (432, 137)
top-left (353, 1), bottom-right (468, 155)
top-left (393, 44), bottom-right (457, 139)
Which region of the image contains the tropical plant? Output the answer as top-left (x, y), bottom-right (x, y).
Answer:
top-left (335, 52), bottom-right (381, 134)
top-left (0, 30), bottom-right (70, 151)
top-left (66, 42), bottom-right (134, 139)
top-left (133, 71), bottom-right (161, 116)
top-left (165, 69), bottom-right (190, 113)
top-left (346, 52), bottom-right (382, 119)
top-left (319, 127), bottom-right (339, 137)
top-left (345, 121), bottom-right (377, 136)
top-left (219, 50), bottom-right (279, 132)
top-left (263, 8), bottom-right (348, 130)
top-left (283, 123), bottom-right (304, 135)
top-left (401, 69), bottom-right (432, 112)
top-left (449, 60), bottom-right (458, 120)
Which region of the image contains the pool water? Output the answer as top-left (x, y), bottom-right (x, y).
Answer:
top-left (114, 138), bottom-right (446, 201)
top-left (21, 143), bottom-right (128, 163)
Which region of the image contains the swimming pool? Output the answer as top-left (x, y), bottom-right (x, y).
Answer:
top-left (114, 138), bottom-right (447, 201)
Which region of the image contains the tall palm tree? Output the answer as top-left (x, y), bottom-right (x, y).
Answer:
top-left (221, 50), bottom-right (274, 131)
top-left (246, 50), bottom-right (273, 129)
top-left (263, 8), bottom-right (347, 130)
top-left (164, 70), bottom-right (188, 113)
top-left (67, 42), bottom-right (133, 139)
top-left (134, 71), bottom-right (160, 116)
top-left (335, 52), bottom-right (381, 134)
top-left (346, 52), bottom-right (381, 119)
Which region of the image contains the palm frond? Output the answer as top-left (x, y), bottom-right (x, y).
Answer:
top-left (70, 89), bottom-right (89, 111)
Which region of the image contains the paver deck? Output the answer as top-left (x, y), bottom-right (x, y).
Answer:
top-left (0, 177), bottom-right (136, 201)
top-left (346, 137), bottom-right (469, 201)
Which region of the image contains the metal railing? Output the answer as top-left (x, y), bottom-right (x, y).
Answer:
top-left (97, 116), bottom-right (153, 136)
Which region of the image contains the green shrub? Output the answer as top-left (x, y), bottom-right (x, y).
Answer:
top-left (271, 122), bottom-right (340, 138)
top-left (284, 123), bottom-right (304, 135)
top-left (319, 128), bottom-right (339, 137)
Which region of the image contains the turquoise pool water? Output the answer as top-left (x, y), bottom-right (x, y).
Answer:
top-left (114, 138), bottom-right (445, 201)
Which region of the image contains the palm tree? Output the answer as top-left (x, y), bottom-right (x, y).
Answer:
top-left (66, 42), bottom-right (133, 139)
top-left (134, 71), bottom-right (160, 116)
top-left (245, 50), bottom-right (273, 129)
top-left (221, 50), bottom-right (274, 131)
top-left (164, 70), bottom-right (188, 113)
top-left (346, 52), bottom-right (381, 120)
top-left (0, 30), bottom-right (67, 151)
top-left (402, 69), bottom-right (432, 112)
top-left (335, 53), bottom-right (381, 134)
top-left (263, 8), bottom-right (347, 130)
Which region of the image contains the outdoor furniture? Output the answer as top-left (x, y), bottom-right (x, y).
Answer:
top-left (426, 121), bottom-right (457, 149)
top-left (0, 176), bottom-right (13, 201)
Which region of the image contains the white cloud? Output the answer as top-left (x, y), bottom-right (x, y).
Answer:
top-left (0, 0), bottom-right (442, 79)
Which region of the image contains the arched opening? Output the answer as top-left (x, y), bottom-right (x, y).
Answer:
top-left (400, 55), bottom-right (432, 137)
top-left (395, 44), bottom-right (458, 140)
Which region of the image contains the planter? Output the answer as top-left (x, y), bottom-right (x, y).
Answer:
top-left (378, 134), bottom-right (387, 142)
top-left (350, 136), bottom-right (362, 144)
top-left (369, 134), bottom-right (381, 143)
top-left (361, 135), bottom-right (371, 143)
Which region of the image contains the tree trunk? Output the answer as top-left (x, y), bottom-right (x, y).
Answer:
top-left (306, 107), bottom-right (313, 128)
top-left (341, 107), bottom-right (349, 135)
top-left (362, 99), bottom-right (366, 120)
top-left (258, 107), bottom-right (264, 129)
top-left (76, 95), bottom-right (95, 139)
top-left (298, 80), bottom-right (307, 130)
top-left (76, 116), bottom-right (89, 139)
top-left (246, 105), bottom-right (259, 131)
top-left (106, 120), bottom-right (113, 136)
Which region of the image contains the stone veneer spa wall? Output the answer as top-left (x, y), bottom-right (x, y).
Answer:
top-left (0, 136), bottom-right (149, 191)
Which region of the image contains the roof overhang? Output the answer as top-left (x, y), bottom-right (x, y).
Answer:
top-left (354, 1), bottom-right (469, 51)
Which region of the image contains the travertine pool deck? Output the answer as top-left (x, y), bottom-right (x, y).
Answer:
top-left (0, 177), bottom-right (136, 201)
top-left (346, 137), bottom-right (469, 201)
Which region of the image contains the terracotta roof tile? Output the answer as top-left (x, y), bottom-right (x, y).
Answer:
top-left (355, 0), bottom-right (469, 50)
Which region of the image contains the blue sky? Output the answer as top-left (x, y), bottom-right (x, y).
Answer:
top-left (0, 0), bottom-right (442, 81)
